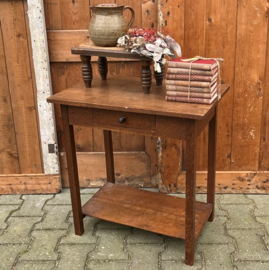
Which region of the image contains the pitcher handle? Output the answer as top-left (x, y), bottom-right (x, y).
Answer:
top-left (123, 6), bottom-right (135, 29)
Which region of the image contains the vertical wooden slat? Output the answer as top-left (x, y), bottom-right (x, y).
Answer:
top-left (0, 21), bottom-right (20, 174)
top-left (118, 133), bottom-right (145, 151)
top-left (61, 105), bottom-right (84, 235)
top-left (183, 0), bottom-right (207, 171)
top-left (141, 0), bottom-right (157, 29)
top-left (60, 0), bottom-right (90, 30)
top-left (103, 130), bottom-right (115, 183)
top-left (205, 0), bottom-right (237, 170)
top-left (145, 136), bottom-right (158, 183)
top-left (141, 0), bottom-right (159, 185)
top-left (231, 0), bottom-right (267, 170)
top-left (183, 0), bottom-right (206, 56)
top-left (157, 0), bottom-right (184, 192)
top-left (44, 0), bottom-right (63, 30)
top-left (116, 0), bottom-right (141, 28)
top-left (160, 139), bottom-right (183, 193)
top-left (259, 22), bottom-right (269, 171)
top-left (160, 0), bottom-right (184, 47)
top-left (0, 0), bottom-right (42, 173)
top-left (207, 107), bottom-right (217, 221)
top-left (90, 0), bottom-right (115, 15)
top-left (185, 122), bottom-right (196, 265)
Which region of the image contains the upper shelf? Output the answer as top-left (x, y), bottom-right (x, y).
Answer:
top-left (82, 182), bottom-right (212, 241)
top-left (71, 41), bottom-right (149, 60)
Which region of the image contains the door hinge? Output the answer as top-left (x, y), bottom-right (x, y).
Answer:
top-left (48, 143), bottom-right (58, 154)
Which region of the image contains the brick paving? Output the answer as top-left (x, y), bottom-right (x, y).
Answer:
top-left (0, 189), bottom-right (269, 269)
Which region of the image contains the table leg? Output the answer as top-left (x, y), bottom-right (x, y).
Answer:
top-left (141, 60), bottom-right (152, 94)
top-left (103, 130), bottom-right (115, 183)
top-left (98, 56), bottom-right (108, 80)
top-left (207, 106), bottom-right (217, 222)
top-left (61, 105), bottom-right (84, 235)
top-left (185, 127), bottom-right (196, 266)
top-left (154, 62), bottom-right (165, 86)
top-left (80, 55), bottom-right (92, 88)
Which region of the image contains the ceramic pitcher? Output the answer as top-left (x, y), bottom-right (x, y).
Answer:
top-left (89, 4), bottom-right (135, 47)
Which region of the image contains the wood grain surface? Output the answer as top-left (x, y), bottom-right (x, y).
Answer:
top-left (0, 22), bottom-right (19, 174)
top-left (0, 0), bottom-right (42, 174)
top-left (43, 0), bottom-right (269, 192)
top-left (0, 174), bottom-right (60, 194)
top-left (82, 182), bottom-right (212, 240)
top-left (47, 77), bottom-right (229, 119)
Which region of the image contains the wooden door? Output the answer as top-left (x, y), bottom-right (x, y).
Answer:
top-left (45, 0), bottom-right (269, 193)
top-left (0, 0), bottom-right (60, 194)
top-left (158, 0), bottom-right (269, 193)
top-left (45, 0), bottom-right (159, 187)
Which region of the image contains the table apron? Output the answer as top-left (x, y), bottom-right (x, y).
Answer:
top-left (67, 106), bottom-right (198, 140)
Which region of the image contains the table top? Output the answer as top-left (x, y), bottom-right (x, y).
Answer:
top-left (47, 76), bottom-right (229, 120)
top-left (71, 41), bottom-right (149, 60)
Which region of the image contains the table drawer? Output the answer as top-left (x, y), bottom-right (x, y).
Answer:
top-left (93, 109), bottom-right (156, 131)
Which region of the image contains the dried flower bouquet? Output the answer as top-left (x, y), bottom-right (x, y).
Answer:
top-left (117, 28), bottom-right (182, 72)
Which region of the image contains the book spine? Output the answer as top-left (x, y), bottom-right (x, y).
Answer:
top-left (166, 90), bottom-right (216, 98)
top-left (167, 67), bottom-right (217, 76)
top-left (165, 84), bottom-right (213, 93)
top-left (166, 74), bottom-right (216, 82)
top-left (165, 79), bottom-right (213, 87)
top-left (165, 94), bottom-right (217, 104)
top-left (167, 62), bottom-right (215, 70)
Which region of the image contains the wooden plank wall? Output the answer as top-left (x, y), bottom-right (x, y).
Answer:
top-left (160, 0), bottom-right (269, 193)
top-left (0, 0), bottom-right (42, 174)
top-left (0, 0), bottom-right (60, 194)
top-left (45, 0), bottom-right (269, 192)
top-left (45, 0), bottom-right (159, 186)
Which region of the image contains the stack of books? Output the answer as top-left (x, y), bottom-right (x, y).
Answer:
top-left (165, 58), bottom-right (219, 104)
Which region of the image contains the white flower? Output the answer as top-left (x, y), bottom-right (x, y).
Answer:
top-left (116, 30), bottom-right (182, 72)
top-left (145, 43), bottom-right (163, 53)
top-left (155, 38), bottom-right (167, 48)
top-left (117, 36), bottom-right (127, 46)
top-left (164, 35), bottom-right (182, 57)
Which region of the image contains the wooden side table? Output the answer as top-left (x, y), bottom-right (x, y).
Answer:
top-left (71, 41), bottom-right (165, 94)
top-left (47, 77), bottom-right (229, 266)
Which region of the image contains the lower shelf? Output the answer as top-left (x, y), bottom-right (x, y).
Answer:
top-left (82, 182), bottom-right (212, 241)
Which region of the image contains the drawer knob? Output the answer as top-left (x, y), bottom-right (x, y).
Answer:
top-left (118, 116), bottom-right (126, 123)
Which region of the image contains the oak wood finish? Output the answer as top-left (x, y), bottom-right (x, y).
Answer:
top-left (185, 123), bottom-right (196, 264)
top-left (48, 77), bottom-right (229, 265)
top-left (98, 56), bottom-right (108, 80)
top-left (44, 0), bottom-right (269, 192)
top-left (0, 0), bottom-right (42, 174)
top-left (93, 108), bottom-right (156, 131)
top-left (0, 174), bottom-right (61, 194)
top-left (60, 105), bottom-right (84, 235)
top-left (59, 152), bottom-right (152, 188)
top-left (103, 130), bottom-right (115, 183)
top-left (0, 22), bottom-right (19, 174)
top-left (80, 55), bottom-right (92, 88)
top-left (173, 171), bottom-right (269, 194)
top-left (72, 41), bottom-right (150, 59)
top-left (207, 106), bottom-right (217, 221)
top-left (48, 77), bottom-right (229, 120)
top-left (141, 60), bottom-right (152, 94)
top-left (82, 182), bottom-right (212, 240)
top-left (72, 41), bottom-right (163, 93)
